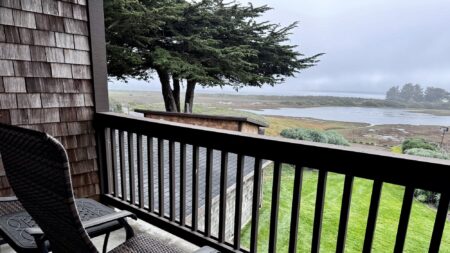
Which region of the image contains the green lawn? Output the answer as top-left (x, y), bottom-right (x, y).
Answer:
top-left (241, 165), bottom-right (450, 253)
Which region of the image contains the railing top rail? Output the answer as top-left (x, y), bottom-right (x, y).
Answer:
top-left (96, 112), bottom-right (450, 193)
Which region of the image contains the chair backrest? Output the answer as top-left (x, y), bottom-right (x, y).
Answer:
top-left (0, 123), bottom-right (98, 253)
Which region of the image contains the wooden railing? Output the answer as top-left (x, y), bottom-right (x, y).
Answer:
top-left (95, 112), bottom-right (450, 253)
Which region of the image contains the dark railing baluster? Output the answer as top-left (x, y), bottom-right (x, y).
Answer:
top-left (137, 135), bottom-right (144, 208)
top-left (96, 113), bottom-right (450, 253)
top-left (311, 170), bottom-right (328, 253)
top-left (205, 148), bottom-right (213, 237)
top-left (250, 158), bottom-right (263, 253)
top-left (218, 151), bottom-right (228, 243)
top-left (234, 154), bottom-right (245, 250)
top-left (158, 138), bottom-right (165, 217)
top-left (169, 140), bottom-right (176, 222)
top-left (394, 187), bottom-right (415, 252)
top-left (180, 143), bottom-right (187, 226)
top-left (128, 133), bottom-right (136, 205)
top-left (147, 137), bottom-right (154, 212)
top-left (110, 129), bottom-right (118, 197)
top-left (104, 128), bottom-right (113, 194)
top-left (429, 193), bottom-right (450, 253)
top-left (363, 180), bottom-right (383, 253)
top-left (192, 146), bottom-right (199, 232)
top-left (119, 131), bottom-right (127, 201)
top-left (288, 165), bottom-right (304, 253)
top-left (336, 175), bottom-right (354, 253)
top-left (268, 162), bottom-right (282, 253)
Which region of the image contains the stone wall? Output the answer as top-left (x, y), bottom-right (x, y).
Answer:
top-left (0, 0), bottom-right (99, 197)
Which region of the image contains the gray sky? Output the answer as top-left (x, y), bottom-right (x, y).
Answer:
top-left (110, 0), bottom-right (450, 95)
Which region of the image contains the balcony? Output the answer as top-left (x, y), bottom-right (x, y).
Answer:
top-left (0, 0), bottom-right (449, 252)
top-left (93, 112), bottom-right (450, 253)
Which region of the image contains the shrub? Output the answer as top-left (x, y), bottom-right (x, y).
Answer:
top-left (404, 148), bottom-right (449, 160)
top-left (324, 131), bottom-right (350, 146)
top-left (404, 144), bottom-right (448, 208)
top-left (402, 138), bottom-right (438, 152)
top-left (280, 128), bottom-right (349, 146)
top-left (414, 189), bottom-right (440, 207)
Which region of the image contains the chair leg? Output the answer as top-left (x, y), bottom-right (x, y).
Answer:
top-left (102, 232), bottom-right (110, 253)
top-left (119, 219), bottom-right (135, 240)
top-left (33, 236), bottom-right (49, 253)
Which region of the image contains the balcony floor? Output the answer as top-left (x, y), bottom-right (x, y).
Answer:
top-left (0, 219), bottom-right (199, 253)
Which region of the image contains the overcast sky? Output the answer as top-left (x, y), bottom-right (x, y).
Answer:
top-left (110, 0), bottom-right (450, 95)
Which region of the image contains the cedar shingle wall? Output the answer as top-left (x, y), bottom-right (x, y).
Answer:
top-left (0, 0), bottom-right (99, 197)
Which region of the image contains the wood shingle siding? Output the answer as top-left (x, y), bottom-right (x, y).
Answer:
top-left (64, 49), bottom-right (90, 65)
top-left (12, 9), bottom-right (37, 28)
top-left (72, 64), bottom-right (91, 79)
top-left (20, 0), bottom-right (43, 13)
top-left (30, 46), bottom-right (49, 62)
top-left (51, 63), bottom-right (72, 78)
top-left (63, 18), bottom-right (88, 35)
top-left (0, 0), bottom-right (99, 197)
top-left (72, 4), bottom-right (87, 21)
top-left (35, 14), bottom-right (65, 32)
top-left (55, 32), bottom-right (74, 48)
top-left (0, 94), bottom-right (17, 109)
top-left (58, 1), bottom-right (73, 18)
top-left (4, 26), bottom-right (20, 43)
top-left (45, 47), bottom-right (65, 62)
top-left (41, 0), bottom-right (59, 16)
top-left (0, 0), bottom-right (22, 9)
top-left (0, 110), bottom-right (11, 124)
top-left (10, 108), bottom-right (60, 124)
top-left (0, 7), bottom-right (14, 26)
top-left (0, 43), bottom-right (31, 60)
top-left (32, 30), bottom-right (56, 46)
top-left (16, 93), bottom-right (42, 108)
top-left (18, 28), bottom-right (34, 44)
top-left (73, 35), bottom-right (89, 50)
top-left (0, 25), bottom-right (5, 41)
top-left (3, 77), bottom-right (26, 92)
top-left (14, 61), bottom-right (52, 77)
top-left (0, 60), bottom-right (14, 76)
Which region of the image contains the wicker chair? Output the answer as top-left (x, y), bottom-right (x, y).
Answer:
top-left (0, 196), bottom-right (24, 245)
top-left (0, 128), bottom-right (123, 253)
top-left (0, 123), bottom-right (217, 253)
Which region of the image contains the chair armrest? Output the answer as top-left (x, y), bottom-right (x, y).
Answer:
top-left (25, 227), bottom-right (44, 236)
top-left (24, 228), bottom-right (49, 253)
top-left (194, 246), bottom-right (220, 253)
top-left (82, 211), bottom-right (137, 229)
top-left (25, 211), bottom-right (137, 235)
top-left (0, 196), bottom-right (18, 202)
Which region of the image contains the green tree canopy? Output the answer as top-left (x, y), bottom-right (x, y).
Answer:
top-left (385, 83), bottom-right (449, 104)
top-left (386, 86), bottom-right (400, 101)
top-left (105, 0), bottom-right (322, 112)
top-left (424, 87), bottom-right (450, 102)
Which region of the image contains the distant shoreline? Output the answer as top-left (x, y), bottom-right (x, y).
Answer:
top-left (110, 90), bottom-right (450, 113)
top-left (109, 89), bottom-right (386, 99)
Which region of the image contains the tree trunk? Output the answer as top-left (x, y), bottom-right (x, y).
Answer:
top-left (156, 69), bottom-right (178, 112)
top-left (184, 80), bottom-right (196, 113)
top-left (172, 77), bottom-right (181, 112)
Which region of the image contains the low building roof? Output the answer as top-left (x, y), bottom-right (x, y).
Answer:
top-left (117, 139), bottom-right (261, 217)
top-left (134, 109), bottom-right (269, 128)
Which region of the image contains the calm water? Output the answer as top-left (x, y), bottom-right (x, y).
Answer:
top-left (244, 107), bottom-right (450, 126)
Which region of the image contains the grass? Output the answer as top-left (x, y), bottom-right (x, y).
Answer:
top-left (264, 116), bottom-right (365, 137)
top-left (241, 165), bottom-right (450, 253)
